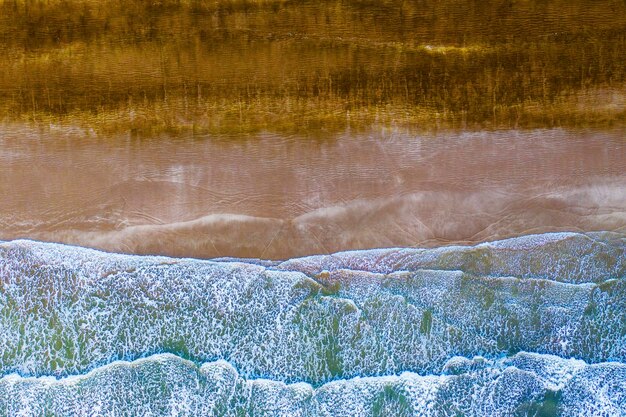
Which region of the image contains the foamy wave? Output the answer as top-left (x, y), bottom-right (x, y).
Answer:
top-left (277, 231), bottom-right (625, 283)
top-left (0, 233), bottom-right (624, 386)
top-left (1, 352), bottom-right (624, 416)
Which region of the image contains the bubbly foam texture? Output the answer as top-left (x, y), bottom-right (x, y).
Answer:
top-left (0, 232), bottom-right (624, 414)
top-left (0, 352), bottom-right (624, 416)
top-left (277, 232), bottom-right (625, 283)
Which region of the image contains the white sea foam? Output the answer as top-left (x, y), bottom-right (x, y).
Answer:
top-left (0, 352), bottom-right (624, 416)
top-left (0, 233), bottom-right (624, 415)
top-left (0, 234), bottom-right (624, 385)
top-left (276, 231), bottom-right (625, 283)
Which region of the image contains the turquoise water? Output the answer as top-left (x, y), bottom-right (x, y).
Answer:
top-left (0, 232), bottom-right (625, 415)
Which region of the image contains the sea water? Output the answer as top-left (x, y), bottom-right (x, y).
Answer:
top-left (0, 232), bottom-right (624, 415)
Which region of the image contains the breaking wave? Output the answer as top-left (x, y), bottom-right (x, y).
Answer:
top-left (1, 352), bottom-right (625, 416)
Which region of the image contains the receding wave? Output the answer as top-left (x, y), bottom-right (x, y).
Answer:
top-left (2, 127), bottom-right (625, 260)
top-left (0, 233), bottom-right (624, 389)
top-left (1, 352), bottom-right (624, 416)
top-left (12, 182), bottom-right (625, 260)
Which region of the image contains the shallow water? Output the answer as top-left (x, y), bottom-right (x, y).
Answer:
top-left (1, 125), bottom-right (624, 259)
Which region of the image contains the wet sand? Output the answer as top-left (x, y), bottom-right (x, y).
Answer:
top-left (0, 125), bottom-right (624, 259)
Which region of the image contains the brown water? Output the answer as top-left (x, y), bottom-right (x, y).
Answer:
top-left (1, 125), bottom-right (623, 259)
top-left (2, 0), bottom-right (625, 133)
